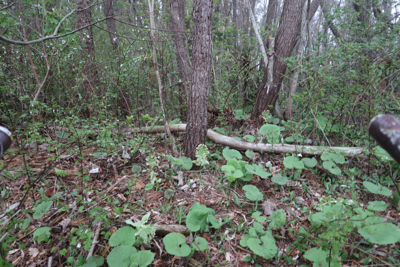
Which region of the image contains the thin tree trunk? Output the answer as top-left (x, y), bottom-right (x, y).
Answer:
top-left (320, 0), bottom-right (342, 39)
top-left (103, 0), bottom-right (119, 52)
top-left (148, 0), bottom-right (178, 156)
top-left (170, 0), bottom-right (191, 117)
top-left (251, 0), bottom-right (305, 120)
top-left (284, 0), bottom-right (308, 120)
top-left (76, 0), bottom-right (97, 117)
top-left (246, 0), bottom-right (268, 67)
top-left (184, 0), bottom-right (213, 160)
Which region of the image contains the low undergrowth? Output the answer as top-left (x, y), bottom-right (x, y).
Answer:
top-left (0, 111), bottom-right (399, 266)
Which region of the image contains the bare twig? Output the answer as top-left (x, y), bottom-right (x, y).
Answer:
top-left (86, 222), bottom-right (102, 260)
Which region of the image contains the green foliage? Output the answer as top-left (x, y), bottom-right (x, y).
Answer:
top-left (243, 135), bottom-right (256, 142)
top-left (163, 233), bottom-right (191, 257)
top-left (283, 156), bottom-right (304, 170)
top-left (163, 233), bottom-right (208, 257)
top-left (186, 203), bottom-right (221, 232)
top-left (363, 181), bottom-right (392, 196)
top-left (109, 226), bottom-right (136, 247)
top-left (33, 201), bottom-right (53, 219)
top-left (222, 148), bottom-right (242, 160)
top-left (107, 214), bottom-right (156, 267)
top-left (259, 124), bottom-right (281, 144)
top-left (271, 173), bottom-right (289, 185)
top-left (33, 227), bottom-right (51, 243)
top-left (301, 157), bottom-right (318, 168)
top-left (194, 144), bottom-right (210, 167)
top-left (166, 155), bottom-right (193, 170)
top-left (242, 185), bottom-right (263, 202)
top-left (107, 246), bottom-right (137, 267)
top-left (125, 213), bottom-right (157, 246)
top-left (269, 209), bottom-right (287, 230)
top-left (245, 164), bottom-right (271, 178)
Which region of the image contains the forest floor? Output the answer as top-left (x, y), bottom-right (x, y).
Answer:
top-left (1, 116), bottom-right (399, 267)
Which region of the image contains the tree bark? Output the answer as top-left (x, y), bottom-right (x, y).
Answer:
top-left (76, 0), bottom-right (97, 117)
top-left (320, 0), bottom-right (342, 39)
top-left (184, 0), bottom-right (213, 160)
top-left (170, 0), bottom-right (191, 117)
top-left (251, 0), bottom-right (306, 120)
top-left (103, 0), bottom-right (119, 51)
top-left (148, 0), bottom-right (178, 156)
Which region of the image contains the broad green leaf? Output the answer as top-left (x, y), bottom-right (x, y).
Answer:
top-left (322, 161), bottom-right (341, 175)
top-left (259, 124), bottom-right (281, 144)
top-left (169, 118), bottom-right (180, 125)
top-left (247, 235), bottom-right (277, 260)
top-left (243, 135), bottom-right (256, 142)
top-left (284, 135), bottom-right (303, 143)
top-left (86, 256), bottom-right (104, 266)
top-left (235, 109), bottom-right (246, 120)
top-left (222, 148), bottom-right (242, 160)
top-left (163, 233), bottom-right (191, 257)
top-left (367, 201), bottom-right (387, 211)
top-left (245, 164), bottom-right (271, 178)
top-left (304, 247), bottom-right (329, 267)
top-left (245, 150), bottom-right (255, 160)
top-left (321, 152), bottom-right (345, 164)
top-left (372, 146), bottom-right (393, 162)
top-left (129, 250), bottom-right (155, 267)
top-left (363, 181), bottom-right (392, 196)
top-left (107, 246), bottom-right (137, 267)
top-left (301, 157), bottom-right (317, 168)
top-left (283, 156), bottom-right (304, 170)
top-left (269, 209), bottom-right (286, 230)
top-left (33, 227), bottom-right (51, 243)
top-left (33, 201), bottom-right (53, 219)
top-left (193, 237), bottom-right (208, 251)
top-left (109, 226), bottom-right (136, 247)
top-left (240, 234), bottom-right (251, 247)
top-left (243, 185), bottom-right (263, 202)
top-left (390, 192), bottom-right (400, 206)
top-left (186, 210), bottom-right (208, 232)
top-left (131, 165), bottom-right (141, 175)
top-left (271, 174), bottom-right (289, 185)
top-left (358, 223), bottom-right (400, 244)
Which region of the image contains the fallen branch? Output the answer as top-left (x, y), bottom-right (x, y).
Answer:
top-left (124, 124), bottom-right (365, 158)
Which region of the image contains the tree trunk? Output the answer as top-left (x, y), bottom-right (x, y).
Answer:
top-left (184, 0), bottom-right (213, 160)
top-left (170, 0), bottom-right (191, 117)
top-left (320, 0), bottom-right (342, 39)
top-left (251, 0), bottom-right (305, 120)
top-left (76, 0), bottom-right (97, 117)
top-left (103, 0), bottom-right (119, 51)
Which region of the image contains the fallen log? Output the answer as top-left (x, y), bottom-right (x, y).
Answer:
top-left (124, 124), bottom-right (365, 158)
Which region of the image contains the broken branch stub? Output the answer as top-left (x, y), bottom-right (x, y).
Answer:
top-left (369, 114), bottom-right (400, 164)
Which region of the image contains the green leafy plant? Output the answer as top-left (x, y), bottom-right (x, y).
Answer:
top-left (186, 203), bottom-right (221, 232)
top-left (194, 144), bottom-right (210, 167)
top-left (33, 200), bottom-right (53, 219)
top-left (163, 233), bottom-right (208, 258)
top-left (33, 227), bottom-right (51, 243)
top-left (240, 223), bottom-right (277, 260)
top-left (321, 151), bottom-right (345, 175)
top-left (234, 109), bottom-right (247, 120)
top-left (259, 123), bottom-right (281, 144)
top-left (107, 213), bottom-right (156, 267)
top-left (166, 155), bottom-right (193, 170)
top-left (243, 185), bottom-right (263, 210)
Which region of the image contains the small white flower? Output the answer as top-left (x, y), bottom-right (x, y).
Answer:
top-left (297, 153), bottom-right (302, 158)
top-left (77, 243), bottom-right (81, 248)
